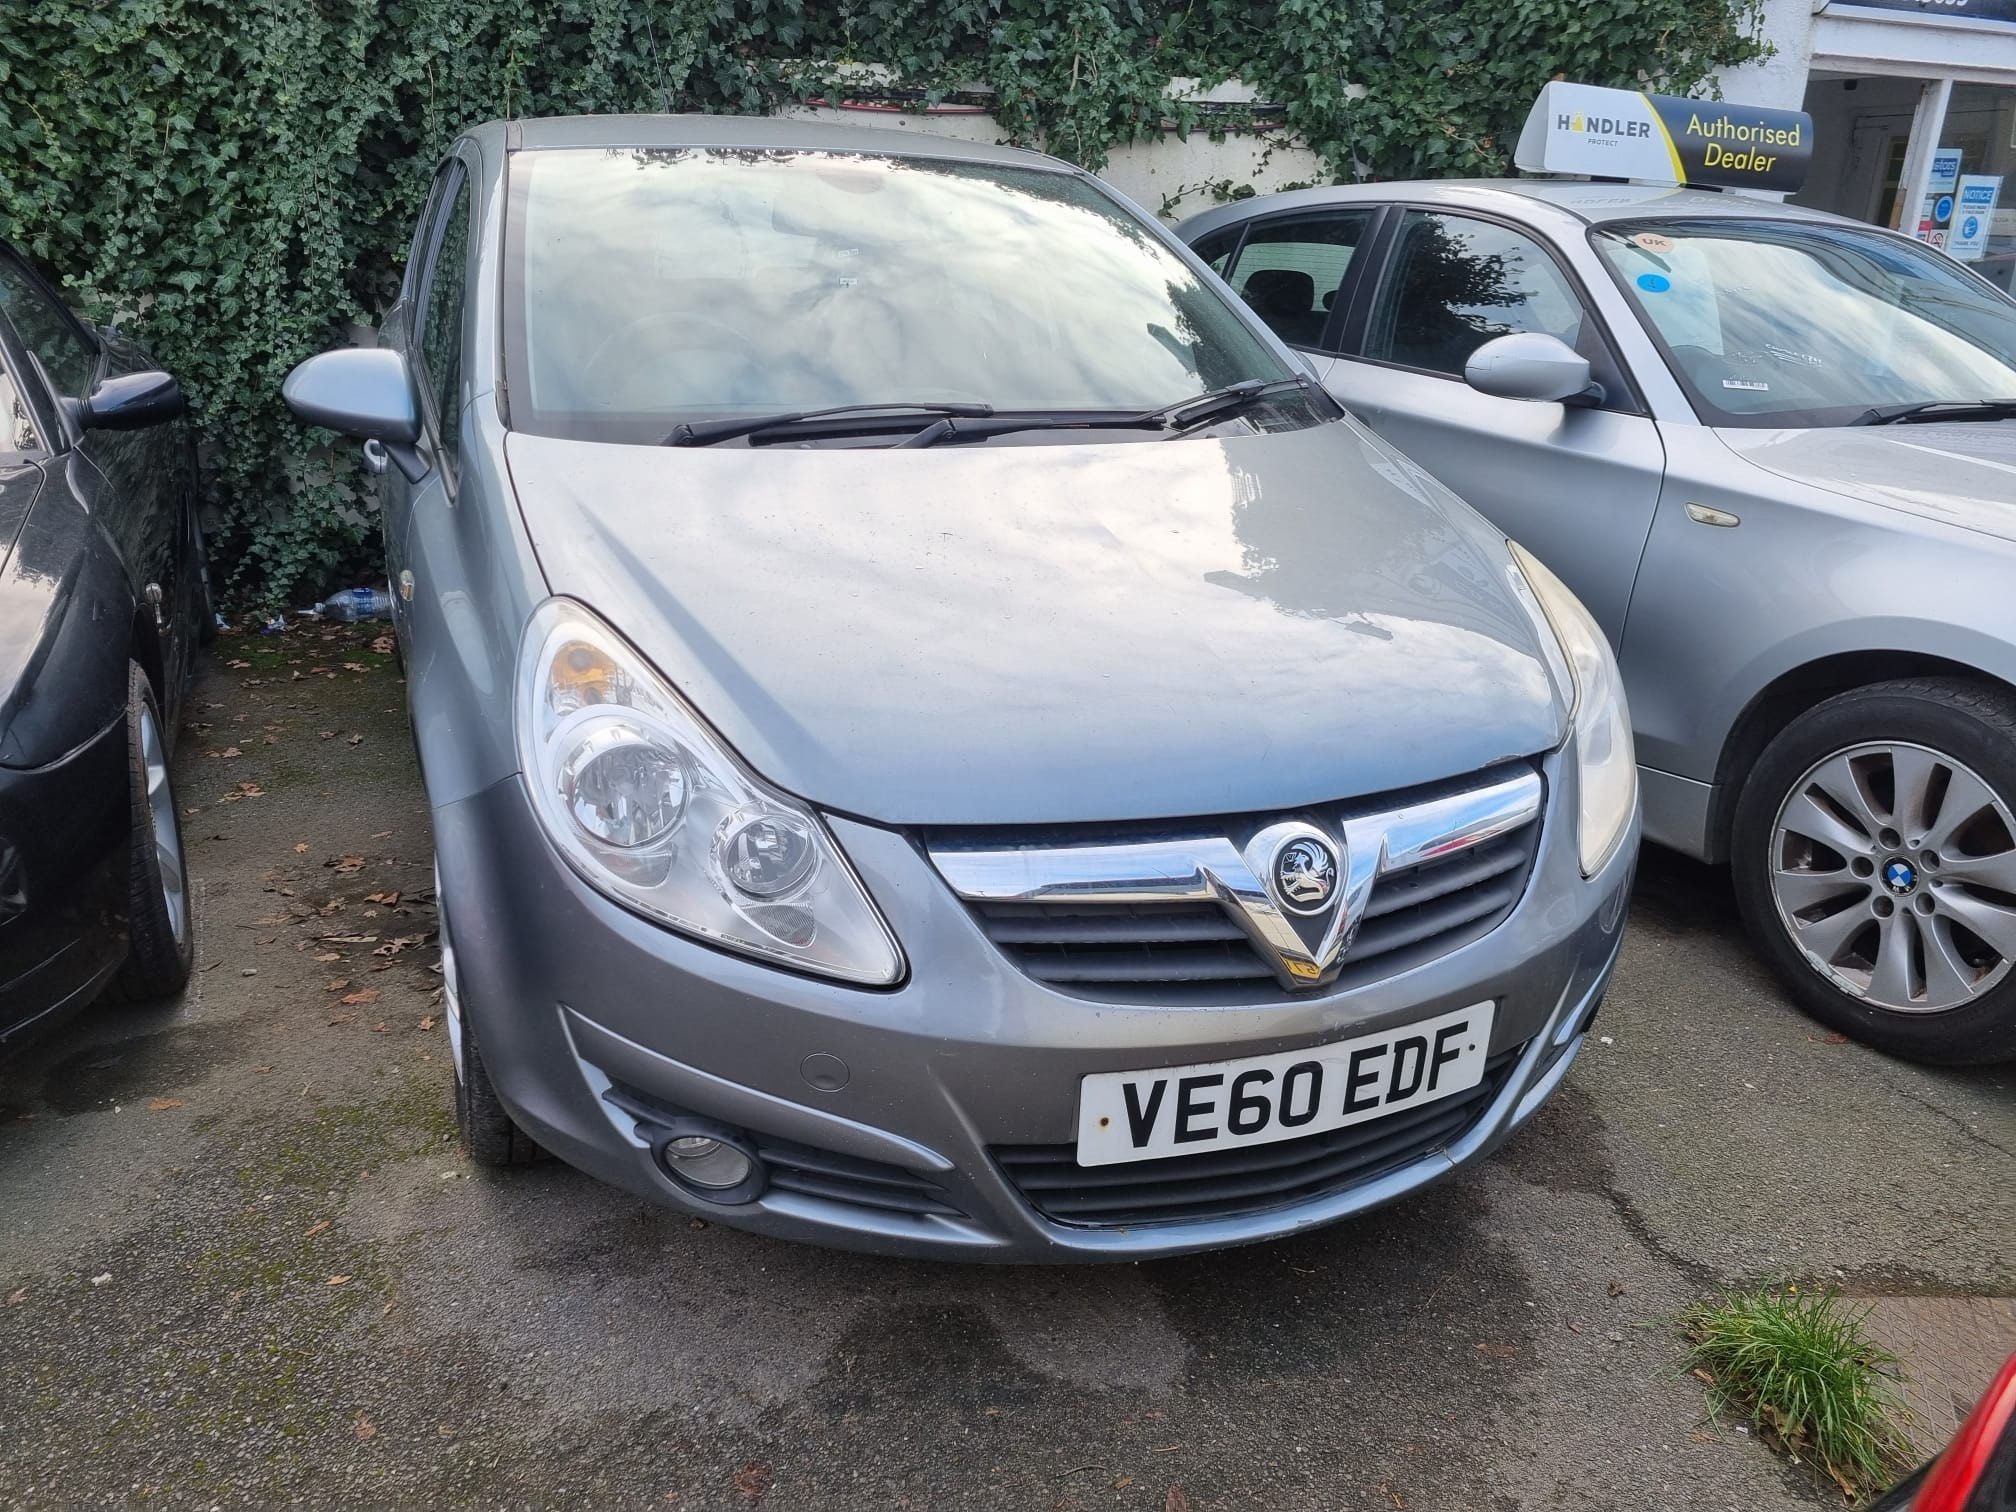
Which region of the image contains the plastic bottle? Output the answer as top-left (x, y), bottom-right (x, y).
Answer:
top-left (303, 586), bottom-right (394, 622)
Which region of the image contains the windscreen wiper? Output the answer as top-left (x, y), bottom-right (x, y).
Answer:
top-left (664, 401), bottom-right (994, 447)
top-left (896, 377), bottom-right (1315, 451)
top-left (1851, 399), bottom-right (2016, 426)
top-left (1148, 376), bottom-right (1311, 436)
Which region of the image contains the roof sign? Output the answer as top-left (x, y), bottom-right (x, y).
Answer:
top-left (1514, 82), bottom-right (1812, 195)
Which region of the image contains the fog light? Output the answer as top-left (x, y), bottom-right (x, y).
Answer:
top-left (661, 1134), bottom-right (754, 1191)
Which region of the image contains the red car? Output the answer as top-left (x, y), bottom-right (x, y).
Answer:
top-left (1873, 1353), bottom-right (2016, 1511)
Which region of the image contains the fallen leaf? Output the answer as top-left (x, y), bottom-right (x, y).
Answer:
top-left (364, 891), bottom-right (401, 906)
top-left (343, 662), bottom-right (367, 673)
top-left (1165, 1487), bottom-right (1191, 1512)
top-left (354, 1413), bottom-right (376, 1440)
top-left (304, 1220), bottom-right (331, 1239)
top-left (418, 1015), bottom-right (437, 1031)
top-left (90, 1273), bottom-right (112, 1286)
top-left (333, 856), bottom-right (366, 874)
top-left (1476, 1341), bottom-right (1517, 1358)
top-left (371, 635), bottom-right (395, 655)
top-left (1692, 1367), bottom-right (1716, 1385)
top-left (253, 1065), bottom-right (274, 1074)
top-left (371, 1021), bottom-right (391, 1033)
top-left (347, 733), bottom-right (364, 747)
top-left (327, 1275), bottom-right (351, 1287)
top-left (731, 1461), bottom-right (772, 1503)
top-left (313, 952), bottom-right (341, 963)
top-left (319, 730), bottom-right (336, 740)
top-left (1112, 1475), bottom-right (1134, 1490)
top-left (327, 1013), bottom-right (357, 1026)
top-left (148, 1097), bottom-right (184, 1112)
top-left (341, 988), bottom-right (380, 1006)
top-left (216, 746), bottom-right (241, 758)
top-left (1607, 1280), bottom-right (1627, 1297)
top-left (294, 842), bottom-right (309, 854)
top-left (5, 1287), bottom-right (26, 1305)
top-left (226, 658), bottom-right (251, 669)
top-left (326, 978), bottom-right (350, 991)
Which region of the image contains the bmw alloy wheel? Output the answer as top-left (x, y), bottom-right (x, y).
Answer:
top-left (1768, 740), bottom-right (2016, 1012)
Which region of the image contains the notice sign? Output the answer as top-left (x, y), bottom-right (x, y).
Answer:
top-left (1515, 82), bottom-right (1812, 194)
top-left (1948, 175), bottom-right (2003, 260)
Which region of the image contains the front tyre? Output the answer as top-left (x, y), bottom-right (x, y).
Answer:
top-left (103, 662), bottom-right (195, 1004)
top-left (1731, 678), bottom-right (2016, 1065)
top-left (439, 871), bottom-right (542, 1166)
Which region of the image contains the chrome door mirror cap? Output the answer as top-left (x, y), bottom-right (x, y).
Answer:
top-left (282, 347), bottom-right (428, 480)
top-left (1463, 332), bottom-right (1599, 405)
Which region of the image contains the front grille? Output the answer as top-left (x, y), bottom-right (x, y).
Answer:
top-left (994, 1046), bottom-right (1521, 1228)
top-left (601, 1081), bottom-right (965, 1219)
top-left (934, 765), bottom-right (1544, 1003)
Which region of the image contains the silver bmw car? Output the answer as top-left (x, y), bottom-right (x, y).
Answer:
top-left (1183, 180), bottom-right (2016, 1065)
top-left (283, 116), bottom-right (1636, 1260)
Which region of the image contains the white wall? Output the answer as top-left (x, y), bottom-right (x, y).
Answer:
top-left (1711, 0), bottom-right (1821, 110)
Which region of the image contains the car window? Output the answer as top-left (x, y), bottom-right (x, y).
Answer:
top-left (1191, 228), bottom-right (1239, 275)
top-left (0, 252), bottom-right (97, 400)
top-left (503, 149), bottom-right (1299, 445)
top-left (1223, 211), bottom-right (1374, 349)
top-left (1363, 212), bottom-right (1585, 378)
top-left (0, 349), bottom-right (45, 456)
top-left (1593, 218), bottom-right (2016, 427)
top-left (417, 173), bottom-right (471, 465)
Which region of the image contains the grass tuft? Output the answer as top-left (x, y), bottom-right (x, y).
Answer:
top-left (1683, 1285), bottom-right (1916, 1501)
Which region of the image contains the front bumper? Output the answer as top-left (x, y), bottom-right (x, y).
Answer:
top-left (436, 759), bottom-right (1634, 1261)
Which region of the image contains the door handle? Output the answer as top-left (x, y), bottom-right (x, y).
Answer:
top-left (361, 438), bottom-right (388, 476)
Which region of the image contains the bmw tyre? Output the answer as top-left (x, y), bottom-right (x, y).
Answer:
top-left (1732, 678), bottom-right (2016, 1065)
top-left (439, 868), bottom-right (542, 1166)
top-left (102, 663), bottom-right (195, 1004)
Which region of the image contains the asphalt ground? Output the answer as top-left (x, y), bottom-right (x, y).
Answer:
top-left (1, 626), bottom-right (2010, 1510)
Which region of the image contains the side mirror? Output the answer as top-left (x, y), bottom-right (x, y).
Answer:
top-left (282, 347), bottom-right (427, 482)
top-left (79, 370), bottom-right (185, 432)
top-left (1464, 332), bottom-right (1605, 407)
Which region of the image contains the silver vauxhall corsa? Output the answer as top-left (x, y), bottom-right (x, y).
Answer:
top-left (283, 117), bottom-right (1636, 1260)
top-left (1184, 179), bottom-right (2016, 1066)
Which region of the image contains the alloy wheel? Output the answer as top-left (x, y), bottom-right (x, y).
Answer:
top-left (1769, 740), bottom-right (2016, 1012)
top-left (141, 703), bottom-right (188, 947)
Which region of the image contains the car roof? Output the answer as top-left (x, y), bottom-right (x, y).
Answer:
top-left (1177, 177), bottom-right (1857, 239)
top-left (470, 113), bottom-right (1069, 172)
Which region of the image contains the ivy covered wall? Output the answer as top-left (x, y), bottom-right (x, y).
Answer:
top-left (0, 0), bottom-right (1762, 605)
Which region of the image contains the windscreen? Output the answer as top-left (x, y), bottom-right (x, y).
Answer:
top-left (504, 147), bottom-right (1290, 443)
top-left (1594, 218), bottom-right (2016, 427)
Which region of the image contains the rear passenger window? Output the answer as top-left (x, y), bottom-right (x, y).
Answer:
top-left (1363, 211), bottom-right (1585, 377)
top-left (1191, 228), bottom-right (1239, 275)
top-left (1222, 211), bottom-right (1374, 350)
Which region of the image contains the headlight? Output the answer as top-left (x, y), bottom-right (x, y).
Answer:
top-left (1507, 544), bottom-right (1637, 876)
top-left (515, 599), bottom-right (903, 985)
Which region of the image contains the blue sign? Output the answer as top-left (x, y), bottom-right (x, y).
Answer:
top-left (1935, 194), bottom-right (1954, 222)
top-left (1637, 273), bottom-right (1672, 293)
top-left (1962, 215), bottom-right (1981, 239)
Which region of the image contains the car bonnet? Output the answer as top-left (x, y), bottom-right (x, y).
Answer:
top-left (502, 419), bottom-right (1565, 827)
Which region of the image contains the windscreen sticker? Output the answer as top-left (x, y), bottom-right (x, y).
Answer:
top-left (1632, 232), bottom-right (1676, 254)
top-left (1721, 378), bottom-right (1770, 391)
top-left (1636, 272), bottom-right (1672, 293)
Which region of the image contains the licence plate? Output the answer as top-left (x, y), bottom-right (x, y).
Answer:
top-left (1074, 1002), bottom-right (1496, 1167)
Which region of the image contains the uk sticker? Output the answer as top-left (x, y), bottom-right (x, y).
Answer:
top-left (1722, 378), bottom-right (1770, 391)
top-left (1632, 231), bottom-right (1675, 253)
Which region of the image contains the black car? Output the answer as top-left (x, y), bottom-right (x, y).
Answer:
top-left (0, 240), bottom-right (207, 1045)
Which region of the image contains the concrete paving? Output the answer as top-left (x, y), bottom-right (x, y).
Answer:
top-left (0, 628), bottom-right (2010, 1510)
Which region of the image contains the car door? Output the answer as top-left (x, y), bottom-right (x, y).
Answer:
top-left (1191, 207), bottom-right (1378, 383)
top-left (0, 250), bottom-right (194, 700)
top-left (1318, 207), bottom-right (1665, 647)
top-left (373, 159), bottom-right (466, 644)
